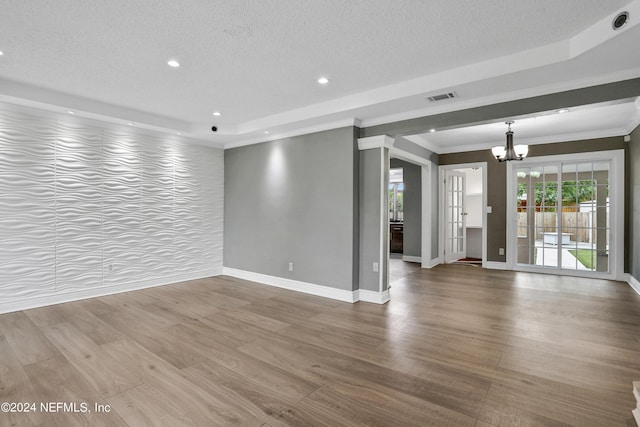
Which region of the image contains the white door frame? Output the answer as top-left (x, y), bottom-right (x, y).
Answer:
top-left (438, 162), bottom-right (488, 267)
top-left (505, 149), bottom-right (625, 280)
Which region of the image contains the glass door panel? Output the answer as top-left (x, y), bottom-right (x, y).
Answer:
top-left (514, 161), bottom-right (610, 274)
top-left (445, 171), bottom-right (465, 262)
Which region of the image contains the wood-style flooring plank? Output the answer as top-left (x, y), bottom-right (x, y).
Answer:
top-left (24, 304), bottom-right (68, 328)
top-left (42, 322), bottom-right (142, 398)
top-left (0, 311), bottom-right (61, 365)
top-left (98, 309), bottom-right (206, 370)
top-left (101, 339), bottom-right (266, 426)
top-left (105, 384), bottom-right (200, 427)
top-left (186, 350), bottom-right (319, 403)
top-left (54, 303), bottom-right (126, 346)
top-left (478, 381), bottom-right (628, 427)
top-left (182, 361), bottom-right (301, 427)
top-left (214, 305), bottom-right (291, 332)
top-left (476, 397), bottom-right (574, 427)
top-left (313, 379), bottom-right (477, 426)
top-left (0, 334), bottom-right (49, 427)
top-left (296, 386), bottom-right (422, 427)
top-left (23, 355), bottom-right (128, 427)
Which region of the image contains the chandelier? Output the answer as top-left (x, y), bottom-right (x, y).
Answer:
top-left (491, 121), bottom-right (528, 162)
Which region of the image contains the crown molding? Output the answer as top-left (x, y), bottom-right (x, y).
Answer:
top-left (223, 118), bottom-right (361, 150)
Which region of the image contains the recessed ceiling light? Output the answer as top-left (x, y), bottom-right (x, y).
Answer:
top-left (213, 111), bottom-right (221, 116)
top-left (264, 131), bottom-right (269, 134)
top-left (127, 122), bottom-right (134, 126)
top-left (318, 77), bottom-right (329, 85)
top-left (612, 11), bottom-right (629, 30)
top-left (67, 110), bottom-right (75, 114)
top-left (429, 129), bottom-right (435, 133)
top-left (0, 51), bottom-right (4, 56)
top-left (167, 59), bottom-right (180, 68)
top-left (557, 108), bottom-right (569, 114)
top-left (177, 132), bottom-right (182, 135)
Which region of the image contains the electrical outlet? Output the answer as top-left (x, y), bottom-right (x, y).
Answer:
top-left (373, 262), bottom-right (379, 273)
top-left (499, 248), bottom-right (505, 255)
top-left (288, 262), bottom-right (294, 272)
top-left (108, 264), bottom-right (114, 272)
top-left (486, 206), bottom-right (492, 214)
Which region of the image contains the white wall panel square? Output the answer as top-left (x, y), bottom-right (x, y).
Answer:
top-left (141, 138), bottom-right (175, 280)
top-left (102, 131), bottom-right (142, 285)
top-left (55, 122), bottom-right (103, 292)
top-left (174, 144), bottom-right (204, 273)
top-left (0, 110), bottom-right (56, 300)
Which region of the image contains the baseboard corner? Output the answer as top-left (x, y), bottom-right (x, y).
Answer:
top-left (484, 261), bottom-right (508, 270)
top-left (627, 273), bottom-right (640, 296)
top-left (426, 257), bottom-right (442, 269)
top-left (357, 289), bottom-right (390, 304)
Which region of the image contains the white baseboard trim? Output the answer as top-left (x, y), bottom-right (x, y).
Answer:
top-left (402, 255), bottom-right (422, 263)
top-left (357, 289), bottom-right (390, 304)
top-left (426, 257), bottom-right (442, 269)
top-left (223, 267), bottom-right (358, 303)
top-left (484, 261), bottom-right (508, 270)
top-left (0, 268), bottom-right (223, 315)
top-left (627, 273), bottom-right (640, 296)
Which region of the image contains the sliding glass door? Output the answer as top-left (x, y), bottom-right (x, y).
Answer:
top-left (512, 156), bottom-right (617, 277)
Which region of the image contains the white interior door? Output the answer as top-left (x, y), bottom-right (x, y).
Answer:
top-left (445, 171), bottom-right (466, 262)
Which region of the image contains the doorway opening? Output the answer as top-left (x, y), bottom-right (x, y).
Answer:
top-left (388, 160), bottom-right (422, 283)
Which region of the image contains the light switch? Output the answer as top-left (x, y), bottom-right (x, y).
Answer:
top-left (486, 206), bottom-right (492, 213)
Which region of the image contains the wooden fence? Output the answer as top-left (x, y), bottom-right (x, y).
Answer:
top-left (517, 211), bottom-right (608, 244)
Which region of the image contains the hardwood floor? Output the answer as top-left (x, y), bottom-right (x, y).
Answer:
top-left (1, 265), bottom-right (640, 426)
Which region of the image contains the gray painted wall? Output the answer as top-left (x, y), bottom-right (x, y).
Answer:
top-left (224, 127), bottom-right (359, 291)
top-left (390, 159), bottom-right (421, 257)
top-left (440, 137), bottom-right (627, 262)
top-left (629, 125), bottom-right (640, 281)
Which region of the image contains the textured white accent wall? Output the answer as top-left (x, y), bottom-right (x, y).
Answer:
top-left (0, 107), bottom-right (224, 313)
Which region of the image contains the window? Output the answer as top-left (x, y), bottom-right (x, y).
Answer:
top-left (389, 168), bottom-right (404, 221)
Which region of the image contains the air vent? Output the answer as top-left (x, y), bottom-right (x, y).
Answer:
top-left (427, 92), bottom-right (458, 102)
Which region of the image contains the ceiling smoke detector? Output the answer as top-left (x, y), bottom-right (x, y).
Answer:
top-left (612, 11), bottom-right (629, 30)
top-left (427, 92), bottom-right (458, 102)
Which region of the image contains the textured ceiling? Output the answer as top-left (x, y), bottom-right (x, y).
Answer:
top-left (0, 0), bottom-right (638, 146)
